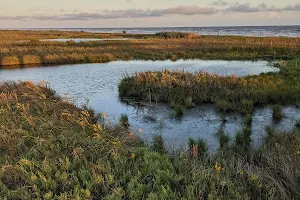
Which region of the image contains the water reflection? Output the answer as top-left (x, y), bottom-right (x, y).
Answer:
top-left (40, 38), bottom-right (137, 43)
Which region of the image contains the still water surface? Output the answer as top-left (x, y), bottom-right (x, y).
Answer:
top-left (40, 38), bottom-right (136, 43)
top-left (1, 60), bottom-right (299, 152)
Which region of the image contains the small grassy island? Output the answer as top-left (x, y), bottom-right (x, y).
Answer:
top-left (119, 58), bottom-right (300, 114)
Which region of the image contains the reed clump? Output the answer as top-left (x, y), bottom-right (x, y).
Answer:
top-left (272, 104), bottom-right (284, 121)
top-left (22, 55), bottom-right (41, 65)
top-left (1, 82), bottom-right (300, 199)
top-left (1, 56), bottom-right (20, 66)
top-left (154, 32), bottom-right (198, 39)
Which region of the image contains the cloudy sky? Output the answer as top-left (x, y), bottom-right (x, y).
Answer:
top-left (0, 0), bottom-right (299, 28)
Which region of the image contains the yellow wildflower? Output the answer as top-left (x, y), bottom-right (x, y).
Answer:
top-left (81, 110), bottom-right (90, 118)
top-left (31, 174), bottom-right (38, 182)
top-left (112, 149), bottom-right (118, 159)
top-left (138, 128), bottom-right (143, 133)
top-left (130, 153), bottom-right (135, 159)
top-left (22, 93), bottom-right (29, 97)
top-left (40, 93), bottom-right (47, 100)
top-left (215, 163), bottom-right (224, 172)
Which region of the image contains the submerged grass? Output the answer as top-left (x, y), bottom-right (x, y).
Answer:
top-left (1, 30), bottom-right (300, 66)
top-left (119, 57), bottom-right (300, 114)
top-left (1, 82), bottom-right (300, 199)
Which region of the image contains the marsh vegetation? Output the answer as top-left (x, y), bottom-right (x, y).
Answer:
top-left (1, 30), bottom-right (300, 66)
top-left (1, 82), bottom-right (300, 199)
top-left (1, 30), bottom-right (300, 199)
top-left (119, 58), bottom-right (300, 115)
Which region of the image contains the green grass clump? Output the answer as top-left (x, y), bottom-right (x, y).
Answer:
top-left (234, 127), bottom-right (252, 155)
top-left (239, 99), bottom-right (254, 115)
top-left (151, 135), bottom-right (166, 154)
top-left (244, 114), bottom-right (253, 127)
top-left (2, 82), bottom-right (300, 199)
top-left (184, 96), bottom-right (194, 108)
top-left (120, 113), bottom-right (129, 127)
top-left (272, 104), bottom-right (284, 121)
top-left (264, 126), bottom-right (277, 143)
top-left (216, 100), bottom-right (234, 113)
top-left (218, 131), bottom-right (230, 149)
top-left (174, 104), bottom-right (185, 116)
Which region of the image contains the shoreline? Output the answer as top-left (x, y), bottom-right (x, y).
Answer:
top-left (1, 30), bottom-right (299, 67)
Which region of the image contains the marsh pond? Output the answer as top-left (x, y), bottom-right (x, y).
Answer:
top-left (1, 59), bottom-right (299, 152)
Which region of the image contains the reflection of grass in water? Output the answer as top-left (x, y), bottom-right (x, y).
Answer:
top-left (2, 82), bottom-right (300, 199)
top-left (296, 120), bottom-right (300, 128)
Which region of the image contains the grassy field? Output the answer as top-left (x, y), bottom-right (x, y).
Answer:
top-left (1, 82), bottom-right (300, 199)
top-left (0, 30), bottom-right (300, 66)
top-left (119, 57), bottom-right (300, 114)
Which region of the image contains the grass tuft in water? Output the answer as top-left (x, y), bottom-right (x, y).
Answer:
top-left (244, 114), bottom-right (253, 127)
top-left (272, 104), bottom-right (283, 122)
top-left (120, 114), bottom-right (129, 127)
top-left (216, 100), bottom-right (234, 113)
top-left (174, 104), bottom-right (185, 116)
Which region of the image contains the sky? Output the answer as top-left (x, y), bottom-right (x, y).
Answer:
top-left (0, 0), bottom-right (299, 28)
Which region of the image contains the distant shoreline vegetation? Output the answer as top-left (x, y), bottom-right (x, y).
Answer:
top-left (0, 30), bottom-right (299, 67)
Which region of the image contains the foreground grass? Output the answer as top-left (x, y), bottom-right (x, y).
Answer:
top-left (1, 82), bottom-right (300, 199)
top-left (119, 57), bottom-right (300, 114)
top-left (0, 30), bottom-right (300, 66)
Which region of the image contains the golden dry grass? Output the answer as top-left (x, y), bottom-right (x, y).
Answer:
top-left (0, 30), bottom-right (299, 67)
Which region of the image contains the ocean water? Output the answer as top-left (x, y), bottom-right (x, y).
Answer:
top-left (10, 26), bottom-right (300, 37)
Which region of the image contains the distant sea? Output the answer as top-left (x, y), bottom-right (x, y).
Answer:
top-left (6, 26), bottom-right (300, 37)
